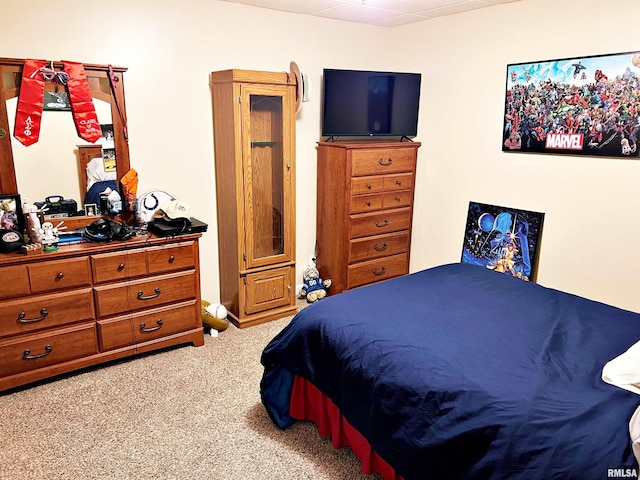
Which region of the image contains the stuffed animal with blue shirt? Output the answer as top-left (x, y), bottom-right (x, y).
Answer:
top-left (298, 265), bottom-right (332, 303)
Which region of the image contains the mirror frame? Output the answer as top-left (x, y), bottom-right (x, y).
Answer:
top-left (0, 57), bottom-right (130, 201)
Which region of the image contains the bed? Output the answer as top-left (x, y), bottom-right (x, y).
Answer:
top-left (260, 263), bottom-right (640, 479)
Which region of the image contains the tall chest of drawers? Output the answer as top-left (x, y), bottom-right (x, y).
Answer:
top-left (0, 234), bottom-right (204, 392)
top-left (316, 141), bottom-right (421, 294)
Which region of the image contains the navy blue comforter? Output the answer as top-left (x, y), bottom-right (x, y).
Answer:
top-left (260, 263), bottom-right (640, 479)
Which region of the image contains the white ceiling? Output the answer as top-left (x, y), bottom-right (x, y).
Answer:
top-left (217, 0), bottom-right (522, 27)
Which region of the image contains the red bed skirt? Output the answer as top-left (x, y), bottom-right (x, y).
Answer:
top-left (290, 375), bottom-right (403, 480)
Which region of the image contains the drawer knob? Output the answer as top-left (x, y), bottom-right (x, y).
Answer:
top-left (118, 263), bottom-right (125, 271)
top-left (375, 219), bottom-right (389, 228)
top-left (373, 266), bottom-right (387, 276)
top-left (395, 196), bottom-right (401, 202)
top-left (17, 308), bottom-right (48, 324)
top-left (396, 180), bottom-right (402, 186)
top-left (140, 319), bottom-right (163, 332)
top-left (56, 272), bottom-right (64, 280)
top-left (168, 255), bottom-right (175, 263)
top-left (137, 287), bottom-right (161, 300)
top-left (374, 243), bottom-right (388, 252)
top-left (379, 157), bottom-right (393, 166)
top-left (23, 345), bottom-right (53, 360)
top-left (367, 184), bottom-right (372, 190)
top-left (366, 201), bottom-right (371, 206)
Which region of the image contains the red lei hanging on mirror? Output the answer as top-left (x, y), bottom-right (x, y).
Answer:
top-left (13, 59), bottom-right (47, 146)
top-left (13, 59), bottom-right (103, 147)
top-left (62, 61), bottom-right (102, 143)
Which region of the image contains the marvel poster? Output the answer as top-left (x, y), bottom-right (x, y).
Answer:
top-left (503, 51), bottom-right (640, 158)
top-left (461, 202), bottom-right (544, 282)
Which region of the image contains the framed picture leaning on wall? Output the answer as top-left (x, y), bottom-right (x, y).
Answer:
top-left (461, 201), bottom-right (544, 282)
top-left (503, 51), bottom-right (640, 158)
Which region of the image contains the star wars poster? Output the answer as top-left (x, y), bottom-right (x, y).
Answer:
top-left (461, 202), bottom-right (544, 282)
top-left (503, 51), bottom-right (640, 158)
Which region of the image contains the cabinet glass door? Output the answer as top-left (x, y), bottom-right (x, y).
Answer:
top-left (241, 84), bottom-right (294, 269)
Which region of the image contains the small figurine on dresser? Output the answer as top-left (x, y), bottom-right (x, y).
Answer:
top-left (39, 221), bottom-right (64, 251)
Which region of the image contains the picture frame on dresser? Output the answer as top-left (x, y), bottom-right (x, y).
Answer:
top-left (0, 193), bottom-right (24, 233)
top-left (85, 203), bottom-right (97, 216)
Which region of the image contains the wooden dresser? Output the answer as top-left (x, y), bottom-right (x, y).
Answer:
top-left (316, 141), bottom-right (421, 294)
top-left (0, 233), bottom-right (204, 392)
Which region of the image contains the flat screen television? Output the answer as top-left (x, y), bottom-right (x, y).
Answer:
top-left (321, 68), bottom-right (421, 139)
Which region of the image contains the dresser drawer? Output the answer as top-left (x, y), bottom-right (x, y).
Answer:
top-left (382, 190), bottom-right (413, 209)
top-left (0, 265), bottom-right (30, 300)
top-left (97, 316), bottom-right (136, 351)
top-left (147, 241), bottom-right (196, 274)
top-left (91, 250), bottom-right (147, 284)
top-left (351, 176), bottom-right (384, 195)
top-left (0, 288), bottom-right (95, 337)
top-left (350, 193), bottom-right (383, 213)
top-left (28, 257), bottom-right (92, 293)
top-left (383, 173), bottom-right (414, 191)
top-left (346, 253), bottom-right (408, 289)
top-left (348, 232), bottom-right (410, 263)
top-left (349, 207), bottom-right (412, 239)
top-left (97, 301), bottom-right (199, 350)
top-left (351, 148), bottom-right (415, 176)
top-left (94, 270), bottom-right (197, 317)
top-left (0, 323), bottom-right (98, 377)
top-left (131, 301), bottom-right (199, 344)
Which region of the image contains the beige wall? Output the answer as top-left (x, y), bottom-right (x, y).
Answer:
top-left (2, 0), bottom-right (640, 312)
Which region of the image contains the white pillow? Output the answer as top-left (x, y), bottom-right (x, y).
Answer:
top-left (602, 341), bottom-right (640, 395)
top-left (630, 406), bottom-right (640, 468)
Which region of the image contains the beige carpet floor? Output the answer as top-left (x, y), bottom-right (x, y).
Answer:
top-left (0, 303), bottom-right (383, 480)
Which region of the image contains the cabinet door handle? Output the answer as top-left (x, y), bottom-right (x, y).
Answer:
top-left (140, 319), bottom-right (163, 332)
top-left (373, 267), bottom-right (387, 276)
top-left (379, 157), bottom-right (393, 166)
top-left (17, 308), bottom-right (48, 324)
top-left (23, 345), bottom-right (53, 360)
top-left (373, 243), bottom-right (388, 252)
top-left (375, 219), bottom-right (389, 227)
top-left (137, 287), bottom-right (161, 300)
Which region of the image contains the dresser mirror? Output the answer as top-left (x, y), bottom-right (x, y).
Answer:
top-left (5, 96), bottom-right (112, 204)
top-left (0, 57), bottom-right (130, 226)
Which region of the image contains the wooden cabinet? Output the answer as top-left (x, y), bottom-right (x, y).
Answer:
top-left (0, 234), bottom-right (204, 391)
top-left (210, 69), bottom-right (297, 328)
top-left (316, 141), bottom-right (421, 294)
